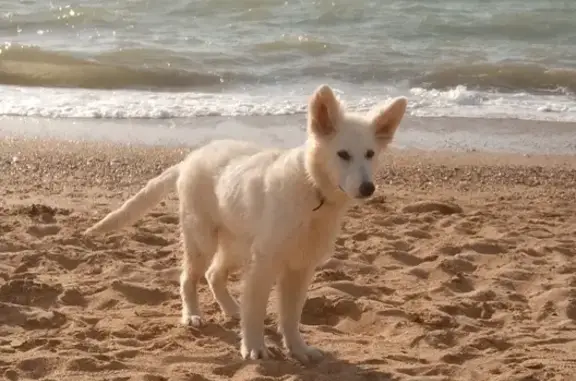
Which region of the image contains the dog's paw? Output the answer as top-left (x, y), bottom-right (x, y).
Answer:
top-left (181, 314), bottom-right (204, 328)
top-left (288, 344), bottom-right (324, 364)
top-left (240, 340), bottom-right (270, 360)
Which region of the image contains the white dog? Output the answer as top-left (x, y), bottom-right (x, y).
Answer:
top-left (84, 85), bottom-right (408, 363)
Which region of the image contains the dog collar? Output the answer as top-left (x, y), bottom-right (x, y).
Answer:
top-left (312, 189), bottom-right (325, 211)
top-left (313, 185), bottom-right (347, 211)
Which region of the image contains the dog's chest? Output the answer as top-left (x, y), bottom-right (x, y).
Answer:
top-left (285, 209), bottom-right (344, 269)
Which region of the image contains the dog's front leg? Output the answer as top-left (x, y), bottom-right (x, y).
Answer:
top-left (277, 264), bottom-right (323, 363)
top-left (239, 255), bottom-right (277, 360)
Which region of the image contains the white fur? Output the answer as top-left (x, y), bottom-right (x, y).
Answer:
top-left (84, 85), bottom-right (408, 363)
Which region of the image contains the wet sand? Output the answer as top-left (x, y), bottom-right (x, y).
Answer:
top-left (1, 137), bottom-right (576, 381)
top-left (1, 114), bottom-right (576, 154)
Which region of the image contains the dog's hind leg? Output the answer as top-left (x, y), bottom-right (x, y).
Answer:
top-left (179, 214), bottom-right (217, 328)
top-left (205, 232), bottom-right (243, 320)
top-left (205, 253), bottom-right (240, 320)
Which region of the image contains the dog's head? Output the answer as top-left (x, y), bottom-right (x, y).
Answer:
top-left (306, 84), bottom-right (407, 200)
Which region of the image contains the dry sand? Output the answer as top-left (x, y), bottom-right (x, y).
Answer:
top-left (1, 137), bottom-right (576, 381)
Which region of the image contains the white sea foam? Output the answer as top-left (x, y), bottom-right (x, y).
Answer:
top-left (1, 84), bottom-right (575, 122)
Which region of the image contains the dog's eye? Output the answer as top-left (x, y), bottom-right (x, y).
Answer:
top-left (365, 149), bottom-right (375, 159)
top-left (337, 150), bottom-right (351, 161)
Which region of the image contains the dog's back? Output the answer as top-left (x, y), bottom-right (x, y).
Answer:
top-left (84, 139), bottom-right (268, 235)
top-left (180, 139), bottom-right (303, 239)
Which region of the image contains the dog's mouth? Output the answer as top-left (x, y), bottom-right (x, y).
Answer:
top-left (354, 194), bottom-right (374, 201)
top-left (339, 185), bottom-right (376, 200)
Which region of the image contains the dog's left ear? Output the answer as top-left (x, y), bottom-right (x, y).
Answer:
top-left (370, 97), bottom-right (408, 146)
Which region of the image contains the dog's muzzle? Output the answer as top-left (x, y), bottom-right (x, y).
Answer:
top-left (358, 181), bottom-right (375, 198)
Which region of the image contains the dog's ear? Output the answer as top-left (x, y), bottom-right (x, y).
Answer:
top-left (308, 85), bottom-right (341, 138)
top-left (370, 97), bottom-right (408, 146)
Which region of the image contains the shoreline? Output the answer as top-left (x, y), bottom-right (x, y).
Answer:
top-left (1, 114), bottom-right (576, 155)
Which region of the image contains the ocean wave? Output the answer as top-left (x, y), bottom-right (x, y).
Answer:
top-left (251, 35), bottom-right (346, 56)
top-left (411, 63), bottom-right (576, 94)
top-left (0, 5), bottom-right (120, 31)
top-left (3, 42), bottom-right (576, 98)
top-left (2, 38), bottom-right (576, 101)
top-left (0, 44), bottom-right (249, 90)
top-left (0, 83), bottom-right (575, 122)
top-left (424, 9), bottom-right (576, 41)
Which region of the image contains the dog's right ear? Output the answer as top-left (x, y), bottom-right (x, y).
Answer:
top-left (308, 85), bottom-right (340, 138)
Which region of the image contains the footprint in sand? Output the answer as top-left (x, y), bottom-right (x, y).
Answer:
top-left (130, 232), bottom-right (171, 246)
top-left (313, 268), bottom-right (353, 282)
top-left (372, 214), bottom-right (409, 227)
top-left (0, 279), bottom-right (63, 308)
top-left (386, 250), bottom-right (424, 266)
top-left (59, 288), bottom-right (87, 306)
top-left (301, 293), bottom-right (363, 326)
top-left (565, 299), bottom-right (576, 320)
top-left (404, 228), bottom-right (433, 239)
top-left (17, 357), bottom-right (58, 379)
top-left (437, 299), bottom-right (494, 320)
top-left (442, 274), bottom-right (475, 293)
top-left (327, 280), bottom-right (394, 298)
top-left (464, 239), bottom-right (505, 255)
top-left (15, 204), bottom-right (71, 224)
top-left (110, 280), bottom-right (172, 306)
top-left (0, 241), bottom-right (29, 253)
top-left (0, 303), bottom-right (67, 329)
top-left (401, 201), bottom-right (463, 215)
top-left (66, 356), bottom-right (127, 373)
top-left (439, 257), bottom-right (477, 274)
top-left (26, 224), bottom-right (61, 238)
top-left (435, 244), bottom-right (463, 256)
top-left (48, 254), bottom-right (84, 271)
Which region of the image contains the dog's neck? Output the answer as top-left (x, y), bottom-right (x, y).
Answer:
top-left (303, 145), bottom-right (349, 211)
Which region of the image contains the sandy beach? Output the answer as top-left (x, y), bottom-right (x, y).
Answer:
top-left (1, 137), bottom-right (576, 381)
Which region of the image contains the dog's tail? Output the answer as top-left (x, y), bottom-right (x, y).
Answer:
top-left (84, 163), bottom-right (181, 235)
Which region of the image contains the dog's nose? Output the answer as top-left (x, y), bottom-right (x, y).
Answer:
top-left (358, 181), bottom-right (375, 198)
